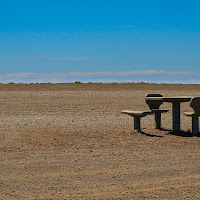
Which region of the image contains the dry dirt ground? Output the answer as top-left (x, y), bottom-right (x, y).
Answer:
top-left (1, 83), bottom-right (200, 199)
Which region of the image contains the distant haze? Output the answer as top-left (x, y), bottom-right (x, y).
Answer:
top-left (0, 70), bottom-right (200, 84)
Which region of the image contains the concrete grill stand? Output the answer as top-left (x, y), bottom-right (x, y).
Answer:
top-left (145, 94), bottom-right (169, 129)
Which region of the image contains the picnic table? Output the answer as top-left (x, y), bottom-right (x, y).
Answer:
top-left (145, 96), bottom-right (192, 131)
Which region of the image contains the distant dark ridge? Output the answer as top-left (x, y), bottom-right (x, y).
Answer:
top-left (1, 81), bottom-right (200, 85)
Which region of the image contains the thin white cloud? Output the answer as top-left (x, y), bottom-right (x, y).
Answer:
top-left (0, 70), bottom-right (199, 83)
top-left (68, 70), bottom-right (195, 77)
top-left (0, 73), bottom-right (33, 78)
top-left (33, 56), bottom-right (90, 61)
top-left (0, 70), bottom-right (195, 79)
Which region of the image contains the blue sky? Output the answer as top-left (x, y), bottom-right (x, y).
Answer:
top-left (0, 0), bottom-right (200, 83)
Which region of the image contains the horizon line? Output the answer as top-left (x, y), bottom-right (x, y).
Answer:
top-left (1, 80), bottom-right (200, 85)
top-left (0, 70), bottom-right (200, 84)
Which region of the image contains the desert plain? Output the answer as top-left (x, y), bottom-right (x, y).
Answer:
top-left (1, 83), bottom-right (200, 199)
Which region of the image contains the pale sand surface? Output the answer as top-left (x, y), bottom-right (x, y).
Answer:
top-left (1, 83), bottom-right (200, 199)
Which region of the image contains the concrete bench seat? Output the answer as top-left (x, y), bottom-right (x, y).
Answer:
top-left (121, 110), bottom-right (153, 116)
top-left (146, 94), bottom-right (169, 129)
top-left (184, 111), bottom-right (195, 116)
top-left (121, 110), bottom-right (153, 132)
top-left (183, 97), bottom-right (200, 136)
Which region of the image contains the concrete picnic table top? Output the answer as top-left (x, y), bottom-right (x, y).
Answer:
top-left (145, 96), bottom-right (192, 102)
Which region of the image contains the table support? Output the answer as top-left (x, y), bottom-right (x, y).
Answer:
top-left (155, 113), bottom-right (161, 129)
top-left (172, 102), bottom-right (180, 131)
top-left (192, 116), bottom-right (199, 136)
top-left (134, 117), bottom-right (141, 131)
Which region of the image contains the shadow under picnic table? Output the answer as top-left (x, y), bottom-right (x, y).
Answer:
top-left (166, 130), bottom-right (200, 137)
top-left (139, 131), bottom-right (164, 138)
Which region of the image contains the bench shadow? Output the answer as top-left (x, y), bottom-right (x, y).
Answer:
top-left (159, 128), bottom-right (172, 131)
top-left (166, 130), bottom-right (200, 137)
top-left (140, 131), bottom-right (163, 138)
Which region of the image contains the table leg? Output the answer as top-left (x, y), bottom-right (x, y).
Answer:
top-left (172, 102), bottom-right (180, 131)
top-left (192, 116), bottom-right (199, 136)
top-left (155, 112), bottom-right (161, 129)
top-left (134, 117), bottom-right (141, 131)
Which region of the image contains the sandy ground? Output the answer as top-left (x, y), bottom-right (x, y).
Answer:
top-left (1, 83), bottom-right (200, 199)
